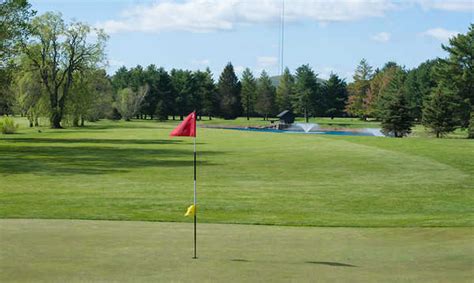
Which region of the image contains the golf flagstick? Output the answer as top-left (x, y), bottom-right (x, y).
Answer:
top-left (193, 134), bottom-right (197, 259)
top-left (169, 111), bottom-right (198, 259)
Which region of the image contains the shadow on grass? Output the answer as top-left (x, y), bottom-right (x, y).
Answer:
top-left (230, 258), bottom-right (250, 262)
top-left (72, 120), bottom-right (179, 130)
top-left (305, 261), bottom-right (357, 267)
top-left (1, 137), bottom-right (185, 145)
top-left (0, 144), bottom-right (220, 175)
top-left (227, 258), bottom-right (357, 267)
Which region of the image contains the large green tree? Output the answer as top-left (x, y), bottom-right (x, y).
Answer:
top-left (240, 68), bottom-right (257, 120)
top-left (196, 68), bottom-right (217, 120)
top-left (368, 63), bottom-right (405, 119)
top-left (217, 62), bottom-right (241, 119)
top-left (293, 64), bottom-right (319, 122)
top-left (111, 66), bottom-right (130, 91)
top-left (378, 71), bottom-right (414, 137)
top-left (13, 59), bottom-right (47, 126)
top-left (403, 60), bottom-right (437, 120)
top-left (255, 70), bottom-right (276, 120)
top-left (141, 64), bottom-right (160, 119)
top-left (171, 69), bottom-right (195, 120)
top-left (422, 85), bottom-right (460, 138)
top-left (0, 0), bottom-right (36, 115)
top-left (435, 24), bottom-right (473, 128)
top-left (346, 59), bottom-right (373, 119)
top-left (322, 73), bottom-right (348, 118)
top-left (0, 0), bottom-right (35, 65)
top-left (22, 12), bottom-right (107, 128)
top-left (117, 85), bottom-right (148, 121)
top-left (67, 69), bottom-right (113, 126)
top-left (154, 67), bottom-right (174, 120)
top-left (276, 67), bottom-right (294, 112)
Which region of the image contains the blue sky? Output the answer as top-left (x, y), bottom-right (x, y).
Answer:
top-left (30, 0), bottom-right (473, 81)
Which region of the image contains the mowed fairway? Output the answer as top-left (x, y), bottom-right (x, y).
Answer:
top-left (0, 119), bottom-right (472, 226)
top-left (1, 119), bottom-right (473, 282)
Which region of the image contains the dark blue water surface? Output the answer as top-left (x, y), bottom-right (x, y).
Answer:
top-left (216, 127), bottom-right (384, 137)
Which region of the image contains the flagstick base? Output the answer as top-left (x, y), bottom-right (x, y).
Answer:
top-left (193, 214), bottom-right (197, 259)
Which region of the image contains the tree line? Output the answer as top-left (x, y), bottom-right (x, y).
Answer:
top-left (1, 1), bottom-right (472, 138)
top-left (345, 24), bottom-right (473, 138)
top-left (109, 63), bottom-right (349, 123)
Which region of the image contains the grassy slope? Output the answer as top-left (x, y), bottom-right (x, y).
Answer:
top-left (1, 219), bottom-right (473, 282)
top-left (1, 119), bottom-right (472, 227)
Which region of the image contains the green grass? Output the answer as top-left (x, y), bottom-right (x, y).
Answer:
top-left (1, 219), bottom-right (473, 282)
top-left (1, 118), bottom-right (472, 282)
top-left (1, 118), bottom-right (472, 227)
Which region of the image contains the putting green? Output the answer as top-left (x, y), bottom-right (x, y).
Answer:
top-left (1, 219), bottom-right (472, 282)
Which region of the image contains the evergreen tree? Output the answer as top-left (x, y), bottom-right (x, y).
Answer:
top-left (170, 69), bottom-right (194, 120)
top-left (322, 73), bottom-right (348, 118)
top-left (276, 67), bottom-right (294, 112)
top-left (346, 59), bottom-right (373, 119)
top-left (422, 86), bottom-right (460, 138)
top-left (199, 68), bottom-right (218, 120)
top-left (403, 60), bottom-right (437, 120)
top-left (190, 70), bottom-right (206, 118)
top-left (154, 67), bottom-right (174, 120)
top-left (435, 24), bottom-right (473, 128)
top-left (129, 65), bottom-right (146, 92)
top-left (193, 69), bottom-right (217, 119)
top-left (111, 66), bottom-right (130, 91)
top-left (240, 68), bottom-right (257, 120)
top-left (217, 62), bottom-right (241, 119)
top-left (380, 93), bottom-right (413, 138)
top-left (141, 64), bottom-right (160, 119)
top-left (379, 71), bottom-right (414, 137)
top-left (255, 70), bottom-right (276, 120)
top-left (369, 64), bottom-right (405, 120)
top-left (293, 64), bottom-right (319, 122)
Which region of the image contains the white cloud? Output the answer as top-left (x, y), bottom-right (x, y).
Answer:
top-left (98, 0), bottom-right (396, 34)
top-left (108, 59), bottom-right (125, 67)
top-left (416, 0), bottom-right (474, 12)
top-left (233, 65), bottom-right (245, 75)
top-left (318, 67), bottom-right (336, 80)
top-left (371, 32), bottom-right (391, 42)
top-left (191, 59), bottom-right (210, 66)
top-left (421, 28), bottom-right (459, 41)
top-left (257, 56), bottom-right (278, 68)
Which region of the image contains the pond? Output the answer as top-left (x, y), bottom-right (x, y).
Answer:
top-left (213, 127), bottom-right (385, 137)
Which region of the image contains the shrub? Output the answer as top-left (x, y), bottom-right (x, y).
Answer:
top-left (0, 116), bottom-right (19, 134)
top-left (109, 108), bottom-right (122, 120)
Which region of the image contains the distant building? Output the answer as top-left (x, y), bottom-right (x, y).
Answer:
top-left (277, 110), bottom-right (295, 125)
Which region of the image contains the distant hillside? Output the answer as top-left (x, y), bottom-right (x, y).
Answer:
top-left (270, 75), bottom-right (326, 87)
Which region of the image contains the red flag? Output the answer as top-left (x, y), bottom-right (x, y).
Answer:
top-left (170, 111), bottom-right (196, 137)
